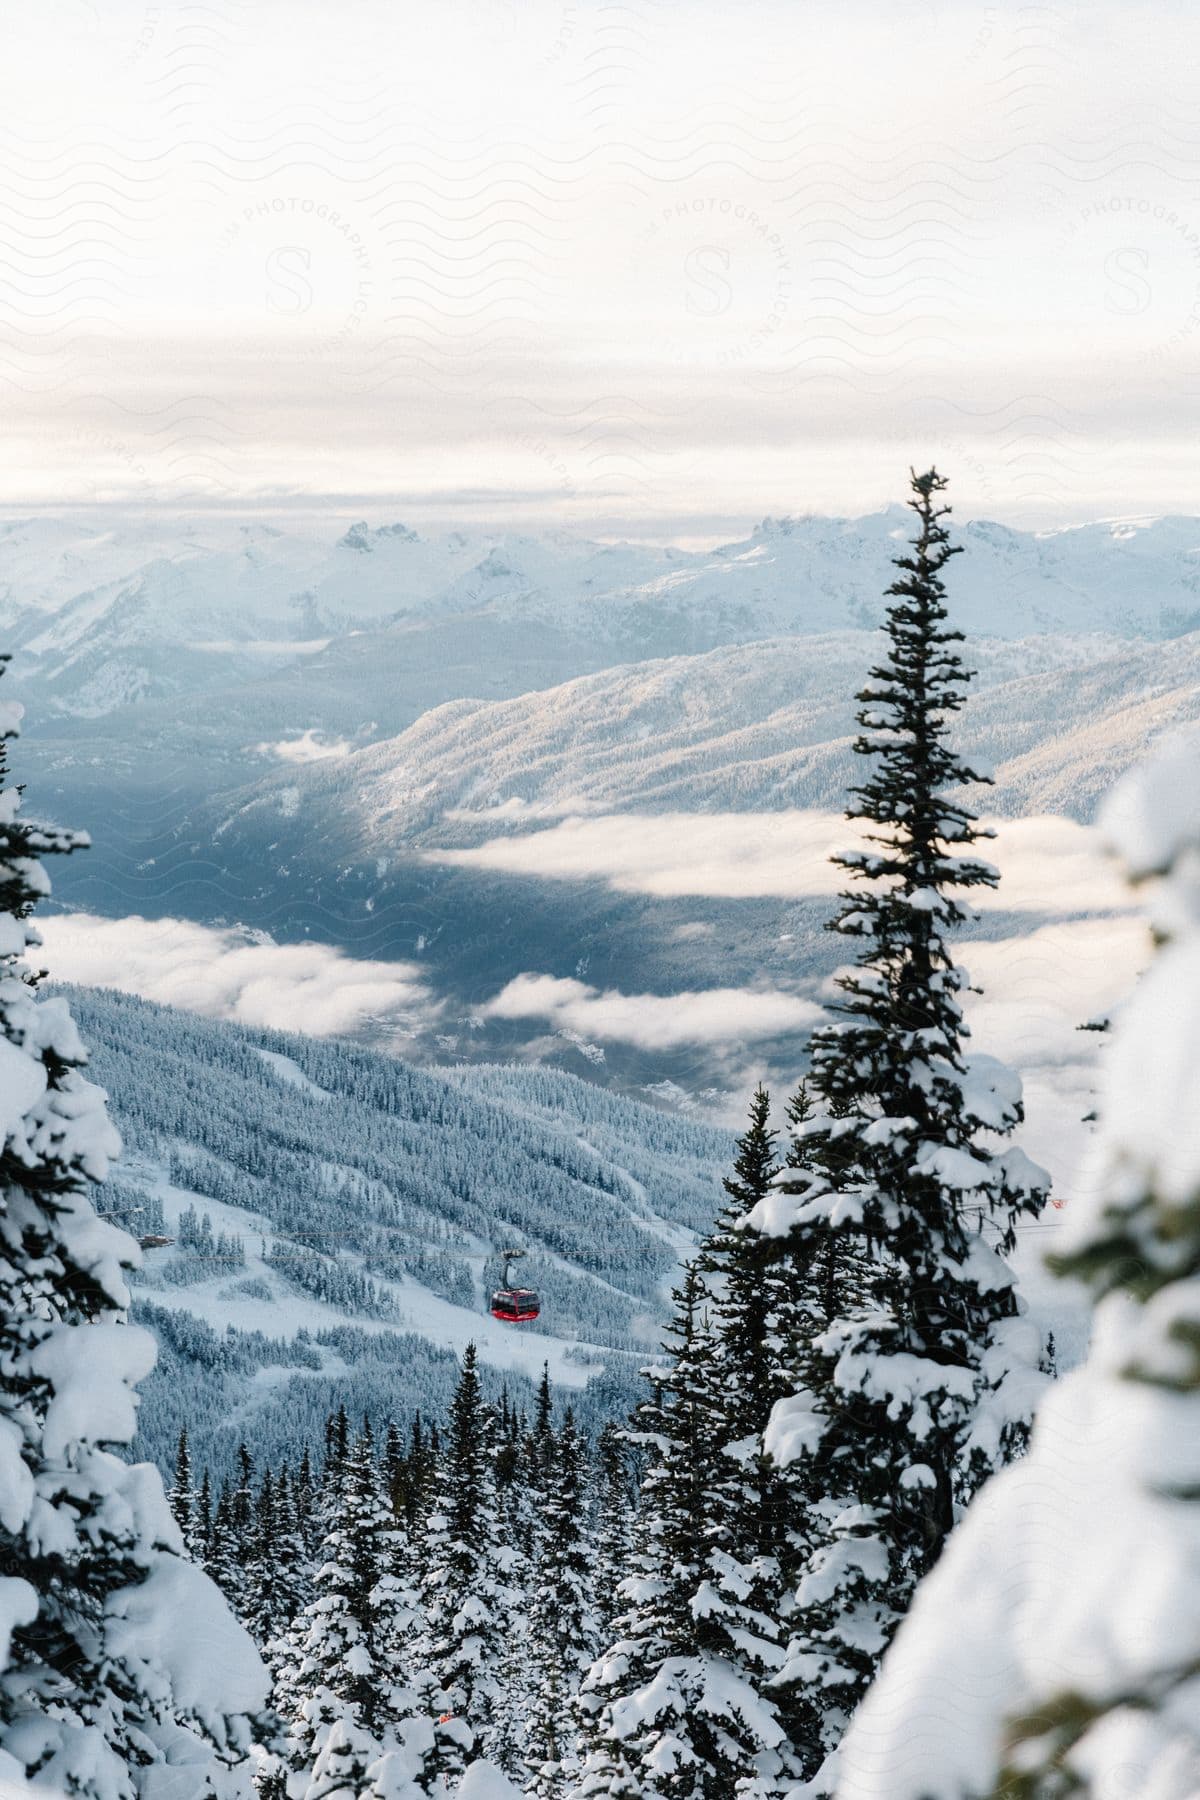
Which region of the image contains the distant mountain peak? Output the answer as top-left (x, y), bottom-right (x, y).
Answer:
top-left (337, 521), bottom-right (420, 553)
top-left (475, 549), bottom-right (517, 580)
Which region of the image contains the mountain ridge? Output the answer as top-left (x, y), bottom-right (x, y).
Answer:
top-left (8, 507), bottom-right (1200, 726)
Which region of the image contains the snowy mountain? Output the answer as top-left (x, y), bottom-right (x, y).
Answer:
top-left (41, 622), bottom-right (1200, 944)
top-left (11, 508), bottom-right (1187, 1139)
top-left (25, 614), bottom-right (1172, 1126)
top-left (11, 508), bottom-right (1197, 932)
top-left (65, 984), bottom-right (733, 1483)
top-left (195, 628), bottom-right (1200, 850)
top-left (7, 507), bottom-right (1200, 728)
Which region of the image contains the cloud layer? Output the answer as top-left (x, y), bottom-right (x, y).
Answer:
top-left (480, 972), bottom-right (821, 1050)
top-left (432, 810), bottom-right (1134, 913)
top-left (251, 730), bottom-right (352, 765)
top-left (7, 2), bottom-right (1200, 525)
top-left (38, 914), bottom-right (438, 1040)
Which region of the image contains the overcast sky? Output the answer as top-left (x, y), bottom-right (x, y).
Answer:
top-left (5, 0), bottom-right (1200, 536)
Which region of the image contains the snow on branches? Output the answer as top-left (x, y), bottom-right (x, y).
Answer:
top-left (745, 471), bottom-right (1051, 1780)
top-left (0, 660), bottom-right (269, 1797)
top-left (835, 726), bottom-right (1200, 1800)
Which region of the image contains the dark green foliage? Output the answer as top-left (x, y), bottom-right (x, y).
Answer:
top-left (761, 470), bottom-right (1049, 1767)
top-left (577, 1262), bottom-right (797, 1800)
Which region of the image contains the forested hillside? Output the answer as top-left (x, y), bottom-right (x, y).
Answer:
top-left (62, 985), bottom-right (732, 1480)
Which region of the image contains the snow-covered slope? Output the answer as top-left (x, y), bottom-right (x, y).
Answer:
top-left (197, 629), bottom-right (1200, 866)
top-left (65, 984), bottom-right (731, 1482)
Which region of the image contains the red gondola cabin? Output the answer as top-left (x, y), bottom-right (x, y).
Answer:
top-left (489, 1286), bottom-right (540, 1323)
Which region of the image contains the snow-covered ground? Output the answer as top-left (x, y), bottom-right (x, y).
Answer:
top-left (138, 1161), bottom-right (600, 1391)
top-left (66, 984), bottom-right (731, 1475)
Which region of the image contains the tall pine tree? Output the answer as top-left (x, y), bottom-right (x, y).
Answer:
top-left (167, 1425), bottom-right (197, 1544)
top-left (749, 469), bottom-right (1050, 1777)
top-left (832, 730), bottom-right (1200, 1799)
top-left (591, 1423), bottom-right (633, 1642)
top-left (275, 1429), bottom-right (429, 1798)
top-left (528, 1410), bottom-right (598, 1798)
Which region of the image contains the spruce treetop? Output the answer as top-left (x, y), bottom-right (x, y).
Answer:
top-left (741, 469), bottom-right (1049, 1771)
top-left (838, 467), bottom-right (995, 929)
top-left (813, 464), bottom-right (1044, 1259)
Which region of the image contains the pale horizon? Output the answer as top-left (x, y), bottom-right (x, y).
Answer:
top-left (6, 0), bottom-right (1200, 530)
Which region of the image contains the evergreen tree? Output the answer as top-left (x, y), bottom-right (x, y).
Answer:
top-left (493, 1390), bottom-right (527, 1549)
top-left (532, 1365), bottom-right (554, 1474)
top-left (294, 1445), bottom-right (318, 1557)
top-left (700, 1087), bottom-right (787, 1421)
top-left (734, 1078), bottom-right (881, 1767)
top-left (529, 1410), bottom-right (598, 1798)
top-left (323, 1405), bottom-right (350, 1501)
top-left (591, 1423), bottom-right (633, 1641)
top-left (400, 1412), bottom-right (438, 1547)
top-left (491, 1394), bottom-right (537, 1778)
top-left (515, 1363), bottom-right (556, 1564)
top-left (575, 1266), bottom-right (796, 1800)
top-left (700, 1083), bottom-right (818, 1480)
top-left (0, 660), bottom-right (268, 1792)
top-left (274, 1468), bottom-right (315, 1652)
top-left (207, 1481), bottom-right (243, 1604)
top-left (773, 1080), bottom-right (875, 1339)
top-left (383, 1419), bottom-right (407, 1516)
top-left (369, 1486), bottom-right (444, 1800)
top-left (195, 1466), bottom-right (215, 1564)
top-left (277, 1430), bottom-right (419, 1796)
top-left (493, 1389), bottom-right (522, 1498)
top-left (692, 1087), bottom-right (825, 1764)
top-left (168, 1425), bottom-right (196, 1543)
top-left (249, 1465), bottom-right (312, 1653)
top-left (418, 1346), bottom-right (512, 1781)
top-left (753, 468), bottom-right (1050, 1772)
top-left (232, 1440), bottom-right (256, 1546)
top-left (832, 730), bottom-right (1200, 1799)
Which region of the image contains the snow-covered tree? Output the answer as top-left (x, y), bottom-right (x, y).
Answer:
top-left (294, 1446), bottom-right (318, 1559)
top-left (574, 1265), bottom-right (796, 1800)
top-left (591, 1423), bottom-right (634, 1641)
top-left (195, 1467), bottom-right (215, 1563)
top-left (249, 1467), bottom-right (312, 1658)
top-left (276, 1429), bottom-right (426, 1797)
top-left (747, 469), bottom-right (1050, 1776)
top-left (232, 1442), bottom-right (257, 1561)
top-left (695, 1086), bottom-right (825, 1761)
top-left (168, 1425), bottom-right (197, 1543)
top-left (0, 660), bottom-right (269, 1795)
top-left (834, 728), bottom-right (1200, 1800)
top-left (418, 1346), bottom-right (511, 1781)
top-left (488, 1390), bottom-right (537, 1777)
top-left (393, 1413), bottom-right (438, 1555)
top-left (774, 1081), bottom-right (876, 1345)
top-left (698, 1086), bottom-right (789, 1436)
top-left (322, 1407), bottom-right (351, 1502)
top-left (528, 1410), bottom-right (598, 1797)
top-left (208, 1482), bottom-right (245, 1602)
